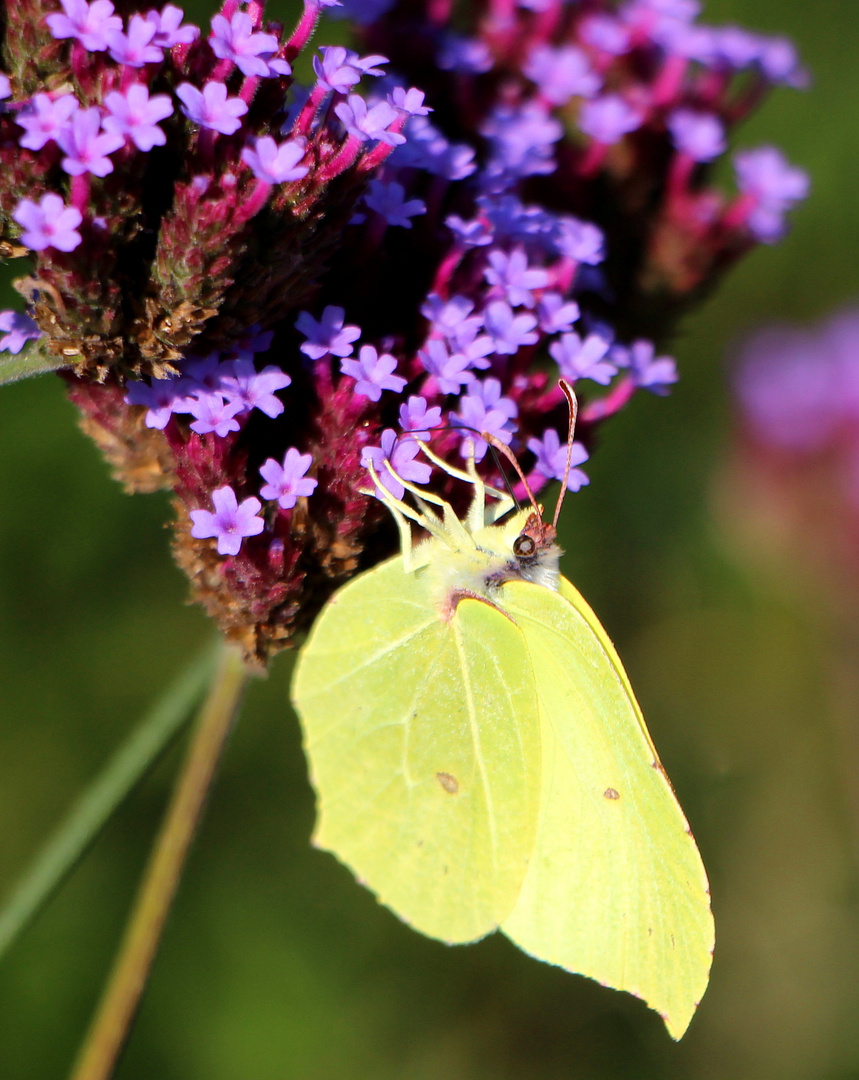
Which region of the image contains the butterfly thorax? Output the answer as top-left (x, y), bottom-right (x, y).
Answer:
top-left (422, 508), bottom-right (562, 619)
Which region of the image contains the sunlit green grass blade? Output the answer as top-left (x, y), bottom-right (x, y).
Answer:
top-left (0, 640), bottom-right (220, 960)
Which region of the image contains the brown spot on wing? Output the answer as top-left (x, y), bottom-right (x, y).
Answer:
top-left (603, 787), bottom-right (620, 800)
top-left (437, 772), bottom-right (460, 794)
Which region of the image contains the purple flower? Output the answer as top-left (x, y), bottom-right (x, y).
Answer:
top-left (399, 395), bottom-right (442, 439)
top-left (103, 85), bottom-right (173, 151)
top-left (437, 33), bottom-right (493, 74)
top-left (241, 136), bottom-right (309, 184)
top-left (527, 429), bottom-right (590, 491)
top-left (296, 306), bottom-right (360, 359)
top-left (362, 428), bottom-right (431, 500)
top-left (734, 146), bottom-right (810, 243)
top-left (538, 293), bottom-right (580, 334)
top-left (0, 311), bottom-right (42, 354)
top-left (550, 332), bottom-right (616, 385)
top-left (668, 109), bottom-right (726, 162)
top-left (481, 102), bottom-right (562, 181)
top-left (389, 86), bottom-right (431, 117)
top-left (259, 448), bottom-right (317, 508)
top-left (56, 107), bottom-right (124, 177)
top-left (125, 376), bottom-right (189, 428)
top-left (106, 14), bottom-right (164, 67)
top-left (418, 338), bottom-right (475, 394)
top-left (580, 12), bottom-right (631, 55)
top-left (523, 45), bottom-right (601, 105)
top-left (176, 81), bottom-right (248, 135)
top-left (144, 4), bottom-right (199, 48)
top-left (328, 0), bottom-right (394, 24)
top-left (45, 0), bottom-right (122, 51)
top-left (0, 75), bottom-right (9, 100)
top-left (445, 214), bottom-right (493, 248)
top-left (553, 216), bottom-right (605, 265)
top-left (189, 486), bottom-right (265, 556)
top-left (483, 300), bottom-right (538, 356)
top-left (421, 294), bottom-right (482, 344)
top-left (452, 378), bottom-right (518, 461)
top-left (222, 360), bottom-right (291, 417)
top-left (620, 340), bottom-right (678, 394)
top-left (16, 93), bottom-right (79, 151)
top-left (209, 12), bottom-right (289, 78)
top-left (187, 392), bottom-right (244, 436)
top-left (334, 95), bottom-right (404, 145)
top-left (13, 193), bottom-right (82, 252)
top-left (340, 345), bottom-right (407, 401)
top-left (578, 94), bottom-right (643, 145)
top-left (363, 179), bottom-right (425, 228)
top-left (312, 47), bottom-right (387, 93)
top-left (484, 248), bottom-right (549, 309)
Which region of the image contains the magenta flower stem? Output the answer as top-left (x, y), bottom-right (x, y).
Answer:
top-left (67, 644), bottom-right (251, 1080)
top-left (316, 135), bottom-right (361, 183)
top-left (286, 1), bottom-right (321, 59)
top-left (580, 376), bottom-right (636, 424)
top-left (358, 123), bottom-right (406, 174)
top-left (239, 74), bottom-right (262, 105)
top-left (70, 174), bottom-right (90, 214)
top-left (294, 84), bottom-right (328, 137)
top-left (652, 54), bottom-right (689, 107)
top-left (237, 178), bottom-right (273, 223)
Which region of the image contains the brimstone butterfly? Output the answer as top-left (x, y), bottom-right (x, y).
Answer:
top-left (291, 392), bottom-right (713, 1039)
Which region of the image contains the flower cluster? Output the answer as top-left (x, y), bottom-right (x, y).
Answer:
top-left (729, 307), bottom-right (859, 599)
top-left (0, 0), bottom-right (808, 660)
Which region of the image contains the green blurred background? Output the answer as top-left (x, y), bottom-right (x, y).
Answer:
top-left (2, 1), bottom-right (859, 1076)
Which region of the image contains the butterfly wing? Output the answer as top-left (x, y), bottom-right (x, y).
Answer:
top-left (291, 554), bottom-right (542, 944)
top-left (499, 577), bottom-right (714, 1040)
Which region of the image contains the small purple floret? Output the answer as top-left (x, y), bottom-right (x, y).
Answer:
top-left (362, 428), bottom-right (431, 500)
top-left (103, 85), bottom-right (173, 151)
top-left (209, 12), bottom-right (289, 78)
top-left (259, 448), bottom-right (317, 508)
top-left (668, 109), bottom-right (726, 162)
top-left (452, 377), bottom-right (518, 461)
top-left (296, 306), bottom-right (360, 359)
top-left (222, 360), bottom-right (291, 417)
top-left (334, 95), bottom-right (404, 145)
top-left (105, 14), bottom-right (164, 66)
top-left (550, 332), bottom-right (616, 385)
top-left (527, 429), bottom-right (590, 491)
top-left (13, 193), bottom-right (82, 252)
top-left (176, 82), bottom-right (248, 135)
top-left (16, 93), bottom-right (79, 151)
top-left (0, 311), bottom-right (42, 354)
top-left (56, 107), bottom-right (124, 177)
top-left (189, 486), bottom-right (265, 556)
top-left (578, 94), bottom-right (643, 145)
top-left (364, 180), bottom-right (425, 228)
top-left (144, 4), bottom-right (200, 48)
top-left (45, 0), bottom-right (122, 51)
top-left (341, 345), bottom-right (407, 401)
top-left (241, 136), bottom-right (309, 184)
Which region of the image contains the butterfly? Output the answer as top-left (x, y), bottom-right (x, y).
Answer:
top-left (291, 384), bottom-right (713, 1039)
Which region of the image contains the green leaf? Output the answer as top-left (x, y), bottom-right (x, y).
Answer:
top-left (0, 640), bottom-right (220, 960)
top-left (0, 341), bottom-right (68, 387)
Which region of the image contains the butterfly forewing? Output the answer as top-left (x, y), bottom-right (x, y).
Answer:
top-left (498, 578), bottom-right (714, 1040)
top-left (293, 555), bottom-right (542, 944)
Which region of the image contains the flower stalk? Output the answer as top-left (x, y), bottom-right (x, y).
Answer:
top-left (68, 642), bottom-right (250, 1080)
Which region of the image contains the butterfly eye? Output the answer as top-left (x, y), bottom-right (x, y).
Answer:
top-left (513, 534), bottom-right (536, 558)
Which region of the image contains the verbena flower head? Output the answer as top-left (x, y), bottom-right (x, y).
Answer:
top-left (0, 0), bottom-right (809, 661)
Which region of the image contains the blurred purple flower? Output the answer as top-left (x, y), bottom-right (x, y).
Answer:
top-left (549, 332), bottom-right (617, 385)
top-left (0, 311), bottom-right (42, 354)
top-left (364, 179), bottom-right (425, 228)
top-left (13, 193), bottom-right (82, 252)
top-left (734, 146), bottom-right (810, 243)
top-left (209, 12), bottom-right (290, 78)
top-left (176, 81), bottom-right (248, 135)
top-left (56, 107), bottom-right (124, 177)
top-left (144, 4), bottom-right (200, 48)
top-left (527, 429), bottom-right (590, 491)
top-left (106, 14), bottom-right (164, 66)
top-left (668, 109), bottom-right (726, 162)
top-left (241, 136), bottom-right (309, 184)
top-left (484, 248), bottom-right (549, 308)
top-left (16, 93), bottom-right (79, 152)
top-left (45, 0), bottom-right (122, 51)
top-left (523, 45), bottom-right (601, 105)
top-left (103, 85), bottom-right (173, 151)
top-left (579, 94), bottom-right (643, 144)
top-left (334, 95), bottom-right (404, 145)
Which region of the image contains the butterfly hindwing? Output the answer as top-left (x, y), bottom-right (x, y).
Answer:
top-left (293, 554), bottom-right (542, 944)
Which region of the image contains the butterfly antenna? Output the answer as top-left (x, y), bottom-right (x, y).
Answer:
top-left (553, 380), bottom-right (579, 531)
top-left (482, 432), bottom-right (542, 520)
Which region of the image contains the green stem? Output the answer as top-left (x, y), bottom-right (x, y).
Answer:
top-left (68, 642), bottom-right (251, 1080)
top-left (0, 641), bottom-right (219, 961)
